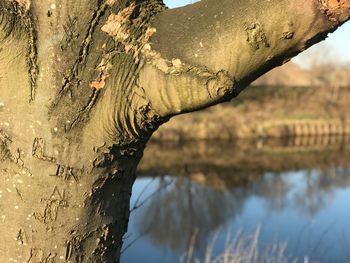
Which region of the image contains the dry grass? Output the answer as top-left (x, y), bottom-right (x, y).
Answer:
top-left (181, 227), bottom-right (314, 263)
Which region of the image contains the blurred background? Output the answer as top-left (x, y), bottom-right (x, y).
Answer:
top-left (122, 1), bottom-right (350, 263)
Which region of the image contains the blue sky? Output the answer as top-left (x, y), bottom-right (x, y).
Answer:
top-left (163, 0), bottom-right (350, 66)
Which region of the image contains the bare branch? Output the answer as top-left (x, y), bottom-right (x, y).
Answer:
top-left (139, 0), bottom-right (350, 119)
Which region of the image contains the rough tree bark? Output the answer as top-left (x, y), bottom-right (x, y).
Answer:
top-left (0, 0), bottom-right (349, 262)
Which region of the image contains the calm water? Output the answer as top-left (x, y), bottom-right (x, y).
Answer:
top-left (122, 139), bottom-right (350, 263)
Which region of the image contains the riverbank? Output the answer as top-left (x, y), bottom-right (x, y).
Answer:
top-left (153, 84), bottom-right (350, 141)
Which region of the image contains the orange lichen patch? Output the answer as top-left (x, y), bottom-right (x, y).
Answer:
top-left (14, 0), bottom-right (30, 10)
top-left (90, 74), bottom-right (110, 90)
top-left (101, 4), bottom-right (136, 41)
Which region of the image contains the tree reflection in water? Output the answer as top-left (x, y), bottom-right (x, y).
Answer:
top-left (134, 177), bottom-right (246, 252)
top-left (123, 138), bottom-right (350, 262)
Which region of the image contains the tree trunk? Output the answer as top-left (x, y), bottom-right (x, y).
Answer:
top-left (0, 1), bottom-right (163, 261)
top-left (0, 0), bottom-right (349, 262)
top-left (0, 138), bottom-right (144, 262)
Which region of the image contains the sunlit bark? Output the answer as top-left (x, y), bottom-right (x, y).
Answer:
top-left (0, 0), bottom-right (349, 261)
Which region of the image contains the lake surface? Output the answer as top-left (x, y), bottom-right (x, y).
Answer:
top-left (122, 138), bottom-right (350, 263)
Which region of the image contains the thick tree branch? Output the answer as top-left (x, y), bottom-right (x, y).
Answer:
top-left (139, 0), bottom-right (350, 119)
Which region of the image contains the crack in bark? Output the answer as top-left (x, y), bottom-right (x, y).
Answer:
top-left (65, 88), bottom-right (100, 132)
top-left (23, 7), bottom-right (38, 102)
top-left (51, 1), bottom-right (108, 109)
top-left (0, 1), bottom-right (25, 38)
top-left (0, 1), bottom-right (39, 101)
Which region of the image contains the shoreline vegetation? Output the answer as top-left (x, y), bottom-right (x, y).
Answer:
top-left (181, 227), bottom-right (313, 263)
top-left (153, 62), bottom-right (350, 142)
top-left (138, 138), bottom-right (350, 192)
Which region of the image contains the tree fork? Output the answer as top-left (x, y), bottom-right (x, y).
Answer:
top-left (0, 0), bottom-right (349, 262)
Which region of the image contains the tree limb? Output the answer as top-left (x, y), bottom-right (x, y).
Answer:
top-left (139, 0), bottom-right (350, 119)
